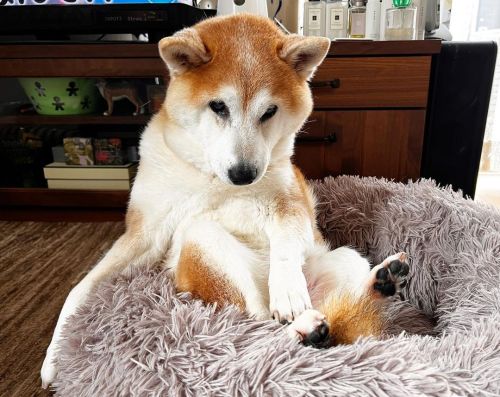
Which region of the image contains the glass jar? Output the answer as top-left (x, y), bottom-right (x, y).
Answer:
top-left (348, 0), bottom-right (367, 38)
top-left (385, 3), bottom-right (417, 40)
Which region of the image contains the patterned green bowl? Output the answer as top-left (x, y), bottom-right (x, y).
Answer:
top-left (18, 78), bottom-right (100, 115)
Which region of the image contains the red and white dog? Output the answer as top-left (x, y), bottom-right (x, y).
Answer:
top-left (42, 14), bottom-right (409, 387)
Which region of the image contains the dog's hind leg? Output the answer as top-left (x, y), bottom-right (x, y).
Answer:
top-left (171, 219), bottom-right (270, 320)
top-left (288, 246), bottom-right (409, 347)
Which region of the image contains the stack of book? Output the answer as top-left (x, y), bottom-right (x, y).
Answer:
top-left (43, 162), bottom-right (138, 190)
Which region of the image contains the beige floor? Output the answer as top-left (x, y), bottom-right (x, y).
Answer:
top-left (475, 172), bottom-right (500, 209)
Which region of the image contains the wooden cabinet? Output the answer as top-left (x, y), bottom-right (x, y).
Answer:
top-left (293, 41), bottom-right (439, 182)
top-left (312, 57), bottom-right (432, 108)
top-left (295, 110), bottom-right (426, 180)
top-left (0, 40), bottom-right (440, 221)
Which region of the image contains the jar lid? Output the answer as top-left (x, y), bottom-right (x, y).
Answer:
top-left (392, 0), bottom-right (412, 7)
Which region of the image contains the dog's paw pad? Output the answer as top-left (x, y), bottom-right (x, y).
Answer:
top-left (389, 259), bottom-right (409, 277)
top-left (286, 309), bottom-right (330, 347)
top-left (373, 278), bottom-right (396, 297)
top-left (302, 320), bottom-right (330, 348)
top-left (370, 253), bottom-right (409, 298)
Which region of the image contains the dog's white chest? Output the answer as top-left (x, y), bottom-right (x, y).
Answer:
top-left (208, 196), bottom-right (269, 248)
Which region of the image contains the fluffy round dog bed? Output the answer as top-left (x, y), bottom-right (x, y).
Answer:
top-left (53, 176), bottom-right (500, 396)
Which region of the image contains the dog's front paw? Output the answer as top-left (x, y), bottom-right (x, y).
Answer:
top-left (269, 272), bottom-right (312, 323)
top-left (41, 346), bottom-right (58, 389)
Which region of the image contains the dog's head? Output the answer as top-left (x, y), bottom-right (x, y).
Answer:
top-left (159, 14), bottom-right (330, 186)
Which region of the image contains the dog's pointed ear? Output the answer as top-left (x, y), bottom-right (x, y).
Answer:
top-left (279, 35), bottom-right (330, 80)
top-left (158, 28), bottom-right (211, 77)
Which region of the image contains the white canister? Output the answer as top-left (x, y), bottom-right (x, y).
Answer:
top-left (379, 0), bottom-right (393, 40)
top-left (304, 0), bottom-right (326, 37)
top-left (412, 0), bottom-right (428, 39)
top-left (366, 0), bottom-right (382, 40)
top-left (217, 0), bottom-right (269, 17)
top-left (325, 0), bottom-right (348, 39)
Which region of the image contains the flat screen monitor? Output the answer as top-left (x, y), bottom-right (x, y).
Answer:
top-left (0, 1), bottom-right (215, 41)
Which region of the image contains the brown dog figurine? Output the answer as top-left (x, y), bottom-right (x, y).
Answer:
top-left (96, 79), bottom-right (144, 116)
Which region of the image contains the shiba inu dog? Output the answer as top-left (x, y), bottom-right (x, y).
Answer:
top-left (41, 14), bottom-right (409, 387)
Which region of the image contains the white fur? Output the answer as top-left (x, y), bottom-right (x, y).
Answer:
top-left (287, 309), bottom-right (327, 341)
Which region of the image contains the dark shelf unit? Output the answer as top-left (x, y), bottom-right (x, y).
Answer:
top-left (0, 114), bottom-right (151, 125)
top-left (0, 41), bottom-right (441, 221)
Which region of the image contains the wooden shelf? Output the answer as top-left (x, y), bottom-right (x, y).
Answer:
top-left (0, 41), bottom-right (441, 77)
top-left (0, 207), bottom-right (125, 222)
top-left (0, 188), bottom-right (129, 221)
top-left (329, 40), bottom-right (441, 56)
top-left (0, 41), bottom-right (442, 59)
top-left (0, 114), bottom-right (151, 125)
top-left (0, 188), bottom-right (129, 208)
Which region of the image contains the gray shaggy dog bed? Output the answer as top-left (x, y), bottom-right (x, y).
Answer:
top-left (53, 176), bottom-right (500, 396)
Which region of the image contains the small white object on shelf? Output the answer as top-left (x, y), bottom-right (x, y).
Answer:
top-left (379, 0), bottom-right (393, 40)
top-left (216, 0), bottom-right (268, 17)
top-left (413, 0), bottom-right (427, 40)
top-left (325, 0), bottom-right (348, 39)
top-left (303, 0), bottom-right (326, 37)
top-left (365, 0), bottom-right (382, 40)
top-left (384, 1), bottom-right (418, 40)
top-left (348, 0), bottom-right (367, 38)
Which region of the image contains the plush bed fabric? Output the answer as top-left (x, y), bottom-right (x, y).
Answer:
top-left (53, 176), bottom-right (500, 396)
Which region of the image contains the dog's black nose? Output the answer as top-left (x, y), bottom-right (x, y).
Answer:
top-left (228, 163), bottom-right (258, 185)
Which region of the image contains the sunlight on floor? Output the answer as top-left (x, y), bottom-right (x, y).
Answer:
top-left (475, 172), bottom-right (500, 209)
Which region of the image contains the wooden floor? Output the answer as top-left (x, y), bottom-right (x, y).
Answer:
top-left (0, 221), bottom-right (124, 396)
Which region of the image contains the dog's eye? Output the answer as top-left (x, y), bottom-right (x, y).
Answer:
top-left (209, 100), bottom-right (229, 118)
top-left (260, 105), bottom-right (278, 123)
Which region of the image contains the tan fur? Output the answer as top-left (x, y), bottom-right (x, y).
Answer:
top-left (164, 14), bottom-right (308, 114)
top-left (320, 293), bottom-right (385, 345)
top-left (313, 229), bottom-right (325, 245)
top-left (153, 106), bottom-right (170, 125)
top-left (176, 243), bottom-right (246, 311)
top-left (125, 208), bottom-right (143, 237)
top-left (274, 167), bottom-right (313, 219)
top-left (293, 165), bottom-right (316, 220)
top-left (274, 191), bottom-right (306, 219)
top-left (293, 166), bottom-right (325, 244)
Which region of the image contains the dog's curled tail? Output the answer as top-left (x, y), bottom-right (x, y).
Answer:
top-left (319, 291), bottom-right (386, 346)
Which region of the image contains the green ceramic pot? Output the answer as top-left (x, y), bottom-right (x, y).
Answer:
top-left (18, 78), bottom-right (100, 115)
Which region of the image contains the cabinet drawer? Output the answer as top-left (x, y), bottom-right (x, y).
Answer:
top-left (294, 109), bottom-right (426, 181)
top-left (312, 56), bottom-right (432, 108)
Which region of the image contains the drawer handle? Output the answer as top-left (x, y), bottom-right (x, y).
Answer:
top-left (309, 79), bottom-right (341, 89)
top-left (297, 132), bottom-right (337, 144)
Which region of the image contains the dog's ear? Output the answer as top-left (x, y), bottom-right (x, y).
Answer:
top-left (279, 35), bottom-right (330, 80)
top-left (158, 28), bottom-right (211, 77)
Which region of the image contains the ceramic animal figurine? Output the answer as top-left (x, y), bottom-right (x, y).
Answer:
top-left (96, 79), bottom-right (144, 116)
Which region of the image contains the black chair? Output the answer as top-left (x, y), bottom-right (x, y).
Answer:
top-left (422, 41), bottom-right (498, 198)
